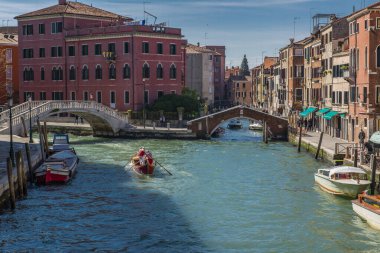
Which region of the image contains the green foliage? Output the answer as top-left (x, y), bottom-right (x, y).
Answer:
top-left (151, 94), bottom-right (199, 113)
top-left (239, 54), bottom-right (250, 76)
top-left (181, 87), bottom-right (199, 100)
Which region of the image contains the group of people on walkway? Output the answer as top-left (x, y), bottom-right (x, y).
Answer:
top-left (297, 117), bottom-right (318, 132)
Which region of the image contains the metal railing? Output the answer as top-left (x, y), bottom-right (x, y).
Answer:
top-left (335, 142), bottom-right (357, 158)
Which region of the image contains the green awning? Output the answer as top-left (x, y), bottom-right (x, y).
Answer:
top-left (323, 110), bottom-right (339, 120)
top-left (339, 113), bottom-right (347, 118)
top-left (316, 107), bottom-right (331, 116)
top-left (299, 107), bottom-right (318, 117)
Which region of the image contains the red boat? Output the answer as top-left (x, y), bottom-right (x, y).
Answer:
top-left (34, 150), bottom-right (79, 185)
top-left (130, 148), bottom-right (155, 175)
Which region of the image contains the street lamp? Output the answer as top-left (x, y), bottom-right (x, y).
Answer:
top-left (142, 78), bottom-right (146, 129)
top-left (28, 95), bottom-right (33, 143)
top-left (8, 96), bottom-right (15, 166)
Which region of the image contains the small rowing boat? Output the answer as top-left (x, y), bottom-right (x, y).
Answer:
top-left (130, 147), bottom-right (155, 175)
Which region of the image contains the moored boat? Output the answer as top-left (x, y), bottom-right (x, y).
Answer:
top-left (227, 119), bottom-right (242, 129)
top-left (352, 193), bottom-right (380, 230)
top-left (314, 166), bottom-right (370, 198)
top-left (34, 150), bottom-right (79, 185)
top-left (130, 147), bottom-right (155, 175)
top-left (211, 127), bottom-right (225, 138)
top-left (49, 133), bottom-right (76, 154)
top-left (249, 122), bottom-right (263, 131)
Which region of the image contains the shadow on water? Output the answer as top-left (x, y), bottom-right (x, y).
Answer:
top-left (0, 156), bottom-right (206, 252)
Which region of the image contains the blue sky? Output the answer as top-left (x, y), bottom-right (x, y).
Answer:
top-left (0, 0), bottom-right (378, 67)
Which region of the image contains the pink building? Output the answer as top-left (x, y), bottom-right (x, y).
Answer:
top-left (16, 0), bottom-right (186, 111)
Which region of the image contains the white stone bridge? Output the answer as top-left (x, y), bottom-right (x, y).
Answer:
top-left (0, 101), bottom-right (133, 137)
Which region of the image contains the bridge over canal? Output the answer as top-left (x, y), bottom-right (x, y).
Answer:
top-left (187, 105), bottom-right (289, 140)
top-left (0, 101), bottom-right (133, 137)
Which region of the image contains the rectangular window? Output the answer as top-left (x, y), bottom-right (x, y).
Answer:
top-left (124, 91), bottom-right (130, 104)
top-left (52, 92), bottom-right (64, 100)
top-left (84, 91), bottom-right (89, 101)
top-left (57, 46), bottom-right (62, 57)
top-left (38, 24), bottom-right (45, 34)
top-left (40, 48), bottom-right (47, 58)
top-left (332, 92), bottom-right (336, 104)
top-left (157, 43), bottom-right (163, 54)
top-left (71, 91), bottom-right (76, 100)
top-left (97, 91), bottom-right (102, 103)
top-left (110, 91), bottom-right (116, 103)
top-left (363, 87), bottom-right (368, 104)
top-left (344, 91), bottom-right (349, 105)
top-left (142, 42), bottom-right (149, 53)
top-left (82, 45), bottom-right (88, 56)
top-left (377, 18), bottom-right (380, 29)
top-left (51, 47), bottom-right (57, 57)
top-left (170, 44), bottom-right (176, 55)
top-left (40, 92), bottom-right (46, 100)
top-left (68, 46), bottom-right (75, 56)
top-left (23, 48), bottom-right (34, 58)
top-left (124, 42), bottom-right (129, 54)
top-left (51, 22), bottom-right (63, 34)
top-left (157, 91), bottom-right (164, 98)
top-left (22, 24), bottom-right (33, 35)
top-left (338, 91), bottom-right (342, 104)
top-left (365, 20), bottom-right (368, 30)
top-left (350, 86), bottom-right (357, 103)
top-left (95, 44), bottom-right (102, 55)
top-left (295, 88), bottom-right (302, 101)
top-left (108, 43), bottom-right (116, 53)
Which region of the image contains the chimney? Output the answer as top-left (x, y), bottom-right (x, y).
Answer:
top-left (59, 0), bottom-right (67, 5)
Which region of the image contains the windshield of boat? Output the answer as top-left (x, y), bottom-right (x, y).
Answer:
top-left (334, 173), bottom-right (368, 180)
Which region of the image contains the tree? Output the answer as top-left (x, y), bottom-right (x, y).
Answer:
top-left (151, 94), bottom-right (199, 113)
top-left (239, 54), bottom-right (250, 76)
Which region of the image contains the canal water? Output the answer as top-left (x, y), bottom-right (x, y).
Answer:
top-left (1, 120), bottom-right (380, 252)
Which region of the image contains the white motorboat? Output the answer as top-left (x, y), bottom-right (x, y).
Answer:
top-left (227, 119), bottom-right (242, 129)
top-left (314, 166), bottom-right (370, 198)
top-left (352, 193), bottom-right (380, 230)
top-left (249, 122), bottom-right (263, 131)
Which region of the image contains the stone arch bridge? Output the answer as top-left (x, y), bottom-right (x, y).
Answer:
top-left (187, 106), bottom-right (288, 140)
top-left (0, 101), bottom-right (133, 137)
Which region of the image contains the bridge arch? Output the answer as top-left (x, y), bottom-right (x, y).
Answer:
top-left (187, 106), bottom-right (288, 140)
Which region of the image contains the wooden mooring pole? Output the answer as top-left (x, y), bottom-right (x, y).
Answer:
top-left (25, 142), bottom-right (33, 185)
top-left (15, 151), bottom-right (24, 199)
top-left (37, 119), bottom-right (45, 161)
top-left (370, 154), bottom-right (377, 195)
top-left (354, 149), bottom-right (358, 167)
top-left (315, 132), bottom-right (324, 159)
top-left (43, 122), bottom-right (49, 156)
top-left (6, 157), bottom-right (16, 210)
top-left (297, 123), bottom-right (303, 153)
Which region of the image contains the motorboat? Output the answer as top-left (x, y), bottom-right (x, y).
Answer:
top-left (352, 193), bottom-right (380, 230)
top-left (314, 166), bottom-right (371, 198)
top-left (249, 122), bottom-right (263, 131)
top-left (227, 119), bottom-right (242, 129)
top-left (34, 150), bottom-right (79, 185)
top-left (130, 148), bottom-right (155, 175)
top-left (49, 133), bottom-right (76, 154)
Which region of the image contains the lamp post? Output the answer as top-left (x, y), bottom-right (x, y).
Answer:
top-left (142, 78), bottom-right (146, 129)
top-left (28, 95), bottom-right (33, 143)
top-left (8, 96), bottom-right (15, 166)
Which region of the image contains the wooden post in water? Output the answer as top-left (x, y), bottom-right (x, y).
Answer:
top-left (297, 121), bottom-right (303, 152)
top-left (25, 142), bottom-right (33, 185)
top-left (43, 122), bottom-right (49, 157)
top-left (354, 149), bottom-right (358, 167)
top-left (15, 151), bottom-right (24, 199)
top-left (264, 121), bottom-right (268, 144)
top-left (370, 154), bottom-right (377, 195)
top-left (315, 132), bottom-right (324, 159)
top-left (21, 116), bottom-right (28, 137)
top-left (37, 119), bottom-right (45, 161)
top-left (6, 157), bottom-right (16, 210)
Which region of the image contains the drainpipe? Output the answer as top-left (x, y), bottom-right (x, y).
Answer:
top-left (131, 32), bottom-right (135, 111)
top-left (63, 14), bottom-right (68, 100)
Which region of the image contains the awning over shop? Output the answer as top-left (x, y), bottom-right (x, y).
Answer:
top-left (299, 107), bottom-right (317, 117)
top-left (323, 110), bottom-right (339, 120)
top-left (339, 113), bottom-right (346, 118)
top-left (316, 107), bottom-right (331, 116)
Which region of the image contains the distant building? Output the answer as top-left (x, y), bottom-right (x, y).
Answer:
top-left (0, 32), bottom-right (18, 108)
top-left (205, 46), bottom-right (226, 106)
top-left (15, 0), bottom-right (186, 111)
top-left (231, 75), bottom-right (252, 106)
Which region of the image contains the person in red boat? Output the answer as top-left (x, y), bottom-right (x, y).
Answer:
top-left (145, 151), bottom-right (154, 166)
top-left (138, 147), bottom-right (145, 156)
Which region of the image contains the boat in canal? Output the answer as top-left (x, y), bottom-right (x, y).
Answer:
top-left (130, 148), bottom-right (155, 175)
top-left (49, 133), bottom-right (76, 154)
top-left (249, 121), bottom-right (263, 131)
top-left (211, 127), bottom-right (225, 138)
top-left (227, 119), bottom-right (243, 129)
top-left (352, 193), bottom-right (380, 230)
top-left (34, 150), bottom-right (79, 185)
top-left (314, 166), bottom-right (371, 198)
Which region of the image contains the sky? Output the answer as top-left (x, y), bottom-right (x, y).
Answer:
top-left (0, 0), bottom-right (379, 67)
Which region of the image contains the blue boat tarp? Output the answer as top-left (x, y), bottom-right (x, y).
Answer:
top-left (316, 107), bottom-right (331, 116)
top-left (299, 107), bottom-right (317, 117)
top-left (323, 111), bottom-right (339, 120)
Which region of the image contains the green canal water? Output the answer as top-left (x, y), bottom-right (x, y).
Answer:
top-left (1, 120), bottom-right (380, 252)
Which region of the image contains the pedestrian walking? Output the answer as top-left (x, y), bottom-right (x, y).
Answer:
top-left (75, 115), bottom-right (79, 125)
top-left (359, 128), bottom-right (365, 150)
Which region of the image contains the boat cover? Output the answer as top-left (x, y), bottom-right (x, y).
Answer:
top-left (370, 131), bottom-right (380, 148)
top-left (328, 166), bottom-right (367, 177)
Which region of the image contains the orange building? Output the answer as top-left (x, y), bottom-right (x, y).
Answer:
top-left (0, 32), bottom-right (18, 109)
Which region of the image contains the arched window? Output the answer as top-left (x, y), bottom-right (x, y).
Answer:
top-left (95, 65), bottom-right (102, 80)
top-left (142, 63), bottom-right (150, 79)
top-left (24, 68), bottom-right (34, 81)
top-left (170, 64), bottom-right (176, 79)
top-left (123, 64), bottom-right (131, 79)
top-left (29, 68), bottom-right (34, 81)
top-left (57, 67), bottom-right (63, 81)
top-left (109, 64), bottom-right (116, 79)
top-left (157, 64), bottom-right (163, 79)
top-left (52, 67), bottom-right (57, 81)
top-left (377, 45), bottom-right (380, 68)
top-left (41, 67), bottom-right (45, 81)
top-left (69, 66), bottom-right (76, 81)
top-left (82, 65), bottom-right (89, 80)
